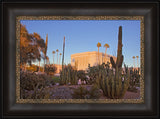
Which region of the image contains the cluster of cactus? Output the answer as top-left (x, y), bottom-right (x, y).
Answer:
top-left (96, 26), bottom-right (130, 99)
top-left (97, 64), bottom-right (130, 99)
top-left (127, 68), bottom-right (140, 92)
top-left (60, 64), bottom-right (78, 85)
top-left (87, 63), bottom-right (110, 84)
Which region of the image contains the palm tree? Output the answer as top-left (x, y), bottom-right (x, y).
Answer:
top-left (132, 56), bottom-right (135, 68)
top-left (46, 56), bottom-right (49, 64)
top-left (97, 42), bottom-right (101, 64)
top-left (52, 51), bottom-right (55, 65)
top-left (104, 43), bottom-right (110, 63)
top-left (59, 53), bottom-right (62, 65)
top-left (136, 56), bottom-right (139, 68)
top-left (56, 49), bottom-right (59, 65)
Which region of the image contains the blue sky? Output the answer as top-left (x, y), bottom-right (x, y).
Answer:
top-left (21, 20), bottom-right (140, 67)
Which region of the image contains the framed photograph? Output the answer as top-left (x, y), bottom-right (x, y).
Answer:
top-left (2, 1), bottom-right (159, 118)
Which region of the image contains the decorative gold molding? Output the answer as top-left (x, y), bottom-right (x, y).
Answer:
top-left (16, 16), bottom-right (144, 103)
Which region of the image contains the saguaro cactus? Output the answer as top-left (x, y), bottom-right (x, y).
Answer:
top-left (98, 26), bottom-right (130, 99)
top-left (110, 26), bottom-right (123, 69)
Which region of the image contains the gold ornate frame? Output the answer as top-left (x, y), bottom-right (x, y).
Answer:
top-left (16, 16), bottom-right (144, 103)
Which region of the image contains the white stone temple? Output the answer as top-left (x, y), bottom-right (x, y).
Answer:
top-left (71, 51), bottom-right (116, 71)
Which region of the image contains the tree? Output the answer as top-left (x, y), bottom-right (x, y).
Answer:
top-left (104, 43), bottom-right (110, 63)
top-left (32, 32), bottom-right (45, 72)
top-left (20, 24), bottom-right (40, 71)
top-left (52, 51), bottom-right (55, 65)
top-left (20, 24), bottom-right (45, 72)
top-left (43, 34), bottom-right (48, 72)
top-left (97, 42), bottom-right (101, 64)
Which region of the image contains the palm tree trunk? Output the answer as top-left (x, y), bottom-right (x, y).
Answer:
top-left (98, 48), bottom-right (99, 64)
top-left (57, 53), bottom-right (58, 65)
top-left (137, 58), bottom-right (138, 68)
top-left (59, 55), bottom-right (61, 65)
top-left (53, 55), bottom-right (54, 65)
top-left (57, 53), bottom-right (58, 73)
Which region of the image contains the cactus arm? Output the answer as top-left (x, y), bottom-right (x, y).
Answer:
top-left (110, 57), bottom-right (116, 68)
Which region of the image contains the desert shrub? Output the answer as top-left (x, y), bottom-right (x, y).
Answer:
top-left (20, 71), bottom-right (53, 91)
top-left (20, 71), bottom-right (55, 99)
top-left (77, 70), bottom-right (86, 81)
top-left (44, 64), bottom-right (57, 75)
top-left (20, 71), bottom-right (45, 91)
top-left (21, 86), bottom-right (54, 99)
top-left (72, 85), bottom-right (101, 99)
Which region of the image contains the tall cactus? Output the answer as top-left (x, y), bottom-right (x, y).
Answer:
top-left (110, 26), bottom-right (123, 69)
top-left (97, 26), bottom-right (130, 99)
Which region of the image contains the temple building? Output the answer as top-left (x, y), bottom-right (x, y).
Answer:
top-left (71, 51), bottom-right (116, 71)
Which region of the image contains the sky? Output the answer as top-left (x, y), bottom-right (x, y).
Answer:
top-left (21, 20), bottom-right (140, 67)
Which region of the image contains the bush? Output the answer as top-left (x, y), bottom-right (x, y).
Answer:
top-left (20, 71), bottom-right (45, 91)
top-left (72, 85), bottom-right (101, 99)
top-left (21, 86), bottom-right (54, 99)
top-left (44, 64), bottom-right (57, 75)
top-left (20, 71), bottom-right (53, 90)
top-left (20, 71), bottom-right (54, 99)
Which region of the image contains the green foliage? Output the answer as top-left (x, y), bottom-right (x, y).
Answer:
top-left (72, 85), bottom-right (101, 99)
top-left (60, 64), bottom-right (78, 85)
top-left (44, 64), bottom-right (57, 75)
